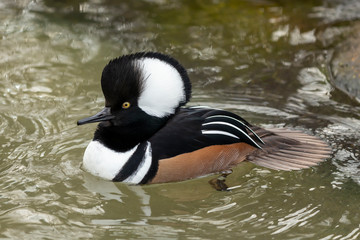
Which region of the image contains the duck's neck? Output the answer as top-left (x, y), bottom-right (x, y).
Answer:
top-left (93, 116), bottom-right (168, 152)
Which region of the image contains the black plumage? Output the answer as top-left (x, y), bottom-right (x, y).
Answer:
top-left (149, 108), bottom-right (263, 161)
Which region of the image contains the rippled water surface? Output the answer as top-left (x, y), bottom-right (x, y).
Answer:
top-left (1, 0), bottom-right (360, 239)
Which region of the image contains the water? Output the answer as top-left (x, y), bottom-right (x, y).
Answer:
top-left (1, 0), bottom-right (360, 239)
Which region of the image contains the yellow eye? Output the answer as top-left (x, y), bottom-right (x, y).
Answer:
top-left (122, 102), bottom-right (131, 109)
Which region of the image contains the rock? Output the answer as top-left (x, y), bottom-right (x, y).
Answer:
top-left (330, 22), bottom-right (360, 103)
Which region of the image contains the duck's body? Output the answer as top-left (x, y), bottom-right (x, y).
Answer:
top-left (77, 52), bottom-right (330, 185)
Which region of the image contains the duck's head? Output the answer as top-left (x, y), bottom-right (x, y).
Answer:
top-left (77, 52), bottom-right (191, 128)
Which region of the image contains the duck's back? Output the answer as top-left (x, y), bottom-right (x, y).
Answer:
top-left (148, 108), bottom-right (330, 183)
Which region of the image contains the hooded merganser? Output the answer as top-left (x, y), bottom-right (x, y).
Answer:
top-left (77, 52), bottom-right (330, 186)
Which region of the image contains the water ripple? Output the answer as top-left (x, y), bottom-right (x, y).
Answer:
top-left (1, 0), bottom-right (360, 239)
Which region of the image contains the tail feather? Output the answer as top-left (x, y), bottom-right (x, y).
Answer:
top-left (247, 127), bottom-right (331, 171)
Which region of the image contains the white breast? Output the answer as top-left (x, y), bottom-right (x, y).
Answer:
top-left (82, 141), bottom-right (137, 180)
top-left (82, 140), bottom-right (153, 184)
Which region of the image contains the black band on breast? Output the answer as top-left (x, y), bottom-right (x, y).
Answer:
top-left (113, 142), bottom-right (148, 182)
top-left (139, 158), bottom-right (158, 184)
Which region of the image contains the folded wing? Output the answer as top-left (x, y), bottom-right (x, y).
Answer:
top-left (247, 127), bottom-right (330, 170)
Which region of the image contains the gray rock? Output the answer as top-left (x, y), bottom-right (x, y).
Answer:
top-left (330, 23), bottom-right (360, 103)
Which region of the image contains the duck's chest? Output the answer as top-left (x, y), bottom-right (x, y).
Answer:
top-left (82, 140), bottom-right (153, 184)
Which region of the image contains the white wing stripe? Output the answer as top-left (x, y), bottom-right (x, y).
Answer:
top-left (189, 105), bottom-right (221, 110)
top-left (201, 130), bottom-right (239, 139)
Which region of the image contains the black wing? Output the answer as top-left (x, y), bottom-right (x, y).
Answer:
top-left (149, 107), bottom-right (264, 161)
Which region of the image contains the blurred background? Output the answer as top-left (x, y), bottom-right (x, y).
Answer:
top-left (1, 0), bottom-right (360, 239)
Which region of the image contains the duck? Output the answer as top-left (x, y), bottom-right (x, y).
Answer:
top-left (77, 52), bottom-right (330, 189)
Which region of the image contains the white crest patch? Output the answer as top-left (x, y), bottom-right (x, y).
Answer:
top-left (137, 58), bottom-right (185, 118)
top-left (82, 140), bottom-right (137, 180)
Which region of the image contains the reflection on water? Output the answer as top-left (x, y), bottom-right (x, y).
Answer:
top-left (1, 0), bottom-right (360, 239)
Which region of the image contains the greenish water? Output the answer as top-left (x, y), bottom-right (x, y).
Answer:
top-left (1, 0), bottom-right (360, 239)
